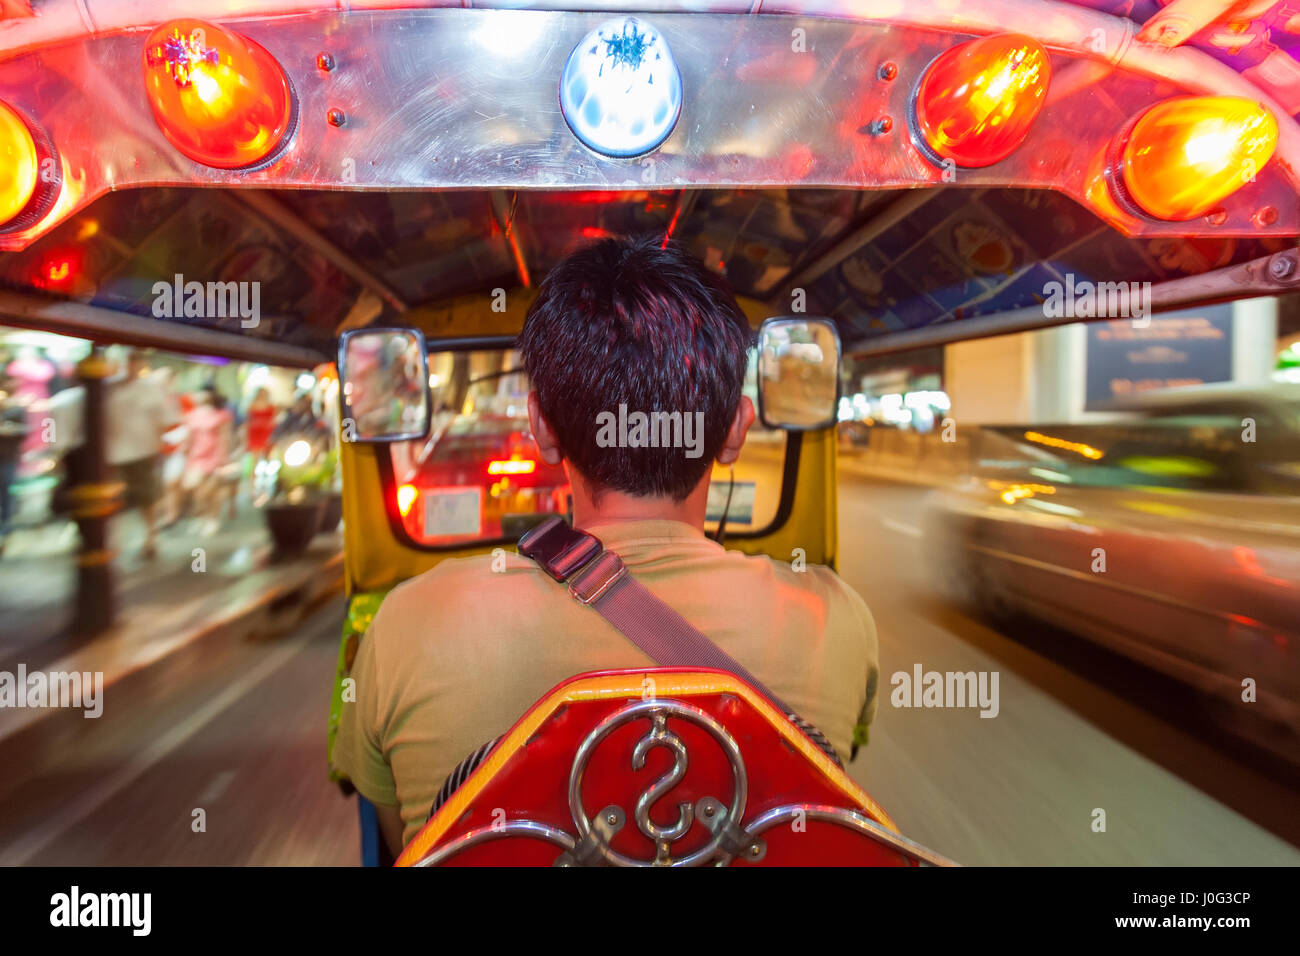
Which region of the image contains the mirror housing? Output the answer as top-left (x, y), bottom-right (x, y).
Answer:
top-left (337, 327), bottom-right (432, 442)
top-left (755, 316), bottom-right (842, 431)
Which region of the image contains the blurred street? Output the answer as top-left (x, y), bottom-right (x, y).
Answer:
top-left (0, 597), bottom-right (353, 866)
top-left (0, 508), bottom-right (294, 670)
top-left (0, 471), bottom-right (1295, 865)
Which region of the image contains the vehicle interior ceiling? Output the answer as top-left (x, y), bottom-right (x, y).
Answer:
top-left (5, 184), bottom-right (1292, 362)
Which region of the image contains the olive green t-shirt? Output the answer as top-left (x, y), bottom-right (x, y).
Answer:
top-left (332, 518), bottom-right (879, 849)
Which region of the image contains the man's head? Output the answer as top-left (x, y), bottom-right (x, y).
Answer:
top-left (518, 235), bottom-right (755, 507)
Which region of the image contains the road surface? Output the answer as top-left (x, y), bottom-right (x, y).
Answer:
top-left (0, 598), bottom-right (355, 866)
top-left (841, 474), bottom-right (1300, 865)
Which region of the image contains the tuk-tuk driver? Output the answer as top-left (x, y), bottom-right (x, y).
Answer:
top-left (333, 235), bottom-right (881, 857)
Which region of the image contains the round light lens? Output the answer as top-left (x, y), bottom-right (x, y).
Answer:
top-left (0, 101), bottom-right (39, 227)
top-left (142, 18), bottom-right (294, 169)
top-left (913, 34), bottom-right (1051, 168)
top-left (560, 17), bottom-right (682, 158)
top-left (1116, 96), bottom-right (1278, 221)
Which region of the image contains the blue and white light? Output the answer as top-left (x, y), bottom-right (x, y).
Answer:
top-left (559, 17), bottom-right (682, 158)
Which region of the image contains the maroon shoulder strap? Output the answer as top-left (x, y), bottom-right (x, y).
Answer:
top-left (518, 517), bottom-right (843, 767)
top-left (564, 549), bottom-right (794, 713)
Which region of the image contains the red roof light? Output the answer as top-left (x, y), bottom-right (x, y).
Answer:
top-left (913, 34), bottom-right (1051, 168)
top-left (142, 19), bottom-right (295, 169)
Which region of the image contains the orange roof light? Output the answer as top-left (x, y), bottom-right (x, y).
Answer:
top-left (1112, 96), bottom-right (1278, 221)
top-left (0, 100), bottom-right (40, 228)
top-left (143, 19), bottom-right (295, 169)
top-left (913, 34), bottom-right (1051, 168)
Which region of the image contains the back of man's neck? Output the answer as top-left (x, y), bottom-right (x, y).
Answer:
top-left (571, 482), bottom-right (709, 532)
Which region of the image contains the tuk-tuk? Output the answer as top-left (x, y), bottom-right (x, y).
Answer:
top-left (1, 0), bottom-right (1297, 867)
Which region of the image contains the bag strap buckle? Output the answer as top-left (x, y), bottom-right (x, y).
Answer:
top-left (567, 551), bottom-right (627, 606)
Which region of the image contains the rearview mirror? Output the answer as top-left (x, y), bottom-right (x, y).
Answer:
top-left (338, 328), bottom-right (432, 442)
top-left (756, 317), bottom-right (842, 430)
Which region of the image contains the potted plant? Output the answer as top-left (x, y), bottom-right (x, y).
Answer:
top-left (263, 442), bottom-right (336, 559)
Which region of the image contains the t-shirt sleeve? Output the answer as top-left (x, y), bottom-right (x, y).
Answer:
top-left (331, 611), bottom-right (399, 807)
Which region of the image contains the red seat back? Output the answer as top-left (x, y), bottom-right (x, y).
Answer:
top-left (398, 668), bottom-right (950, 867)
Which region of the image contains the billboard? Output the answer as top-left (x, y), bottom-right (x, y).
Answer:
top-left (1084, 307), bottom-right (1234, 411)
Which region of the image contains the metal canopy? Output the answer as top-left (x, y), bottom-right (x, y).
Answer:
top-left (0, 1), bottom-right (1297, 360)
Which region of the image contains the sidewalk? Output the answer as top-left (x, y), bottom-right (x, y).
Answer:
top-left (0, 503), bottom-right (335, 668)
top-left (0, 504), bottom-right (345, 799)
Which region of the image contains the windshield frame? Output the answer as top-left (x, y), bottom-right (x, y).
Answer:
top-left (376, 334), bottom-right (801, 551)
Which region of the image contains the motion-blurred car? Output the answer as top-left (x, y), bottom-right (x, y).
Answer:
top-left (394, 413), bottom-right (570, 544)
top-left (925, 384), bottom-right (1300, 757)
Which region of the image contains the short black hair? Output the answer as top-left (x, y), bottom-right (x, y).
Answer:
top-left (518, 235), bottom-right (754, 501)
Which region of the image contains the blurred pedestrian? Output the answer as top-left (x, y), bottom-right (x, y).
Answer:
top-left (211, 389), bottom-right (242, 521)
top-left (271, 391), bottom-right (326, 445)
top-left (106, 350), bottom-right (180, 560)
top-left (6, 345), bottom-right (55, 474)
top-left (154, 368), bottom-right (189, 527)
top-left (243, 386), bottom-right (277, 489)
top-left (183, 385), bottom-right (234, 535)
top-left (0, 372), bottom-right (31, 558)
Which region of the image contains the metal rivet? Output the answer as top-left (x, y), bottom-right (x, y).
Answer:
top-left (748, 843), bottom-right (761, 856)
top-left (1255, 205), bottom-right (1278, 227)
top-left (703, 804), bottom-right (715, 818)
top-left (606, 812), bottom-right (619, 826)
top-left (871, 116), bottom-right (894, 135)
top-left (878, 61), bottom-right (898, 81)
top-left (327, 108), bottom-right (346, 128)
top-left (1268, 254), bottom-right (1294, 280)
top-left (1203, 208), bottom-right (1227, 226)
top-left (316, 52), bottom-right (335, 72)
